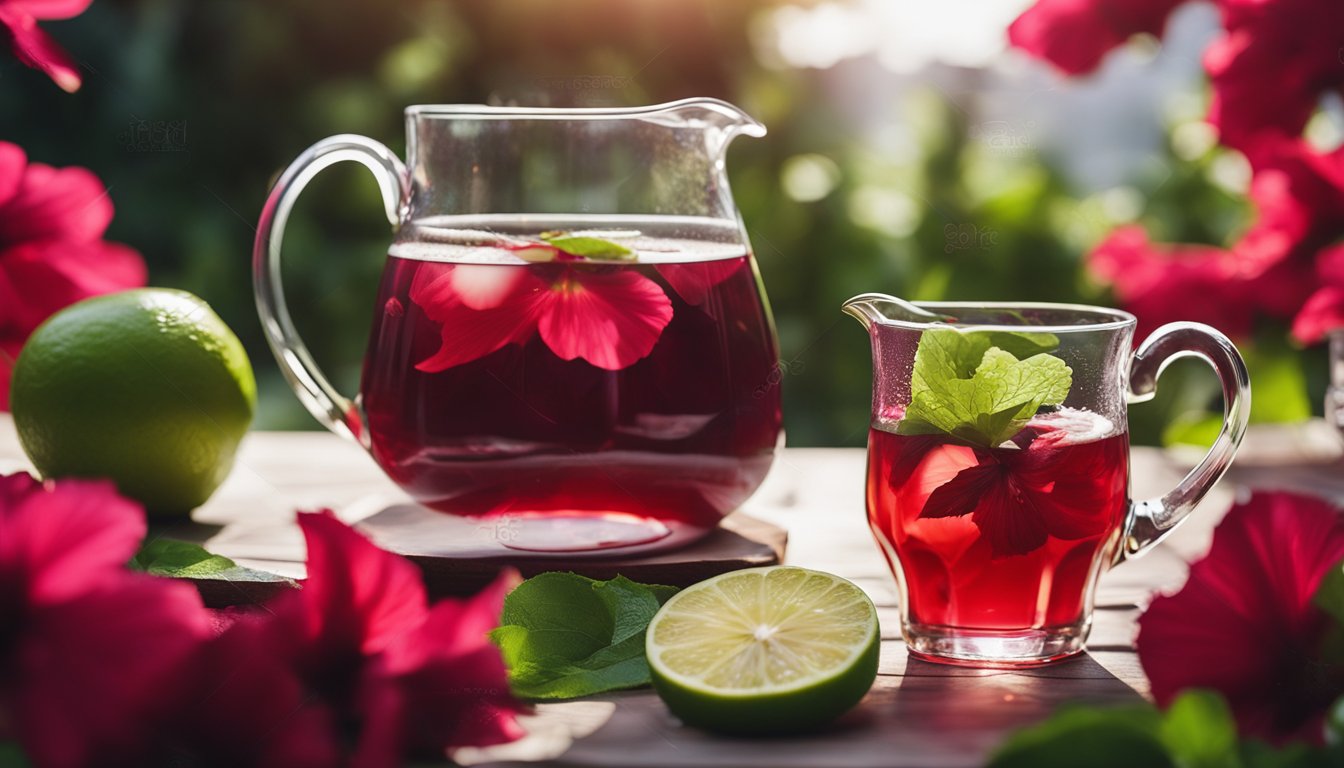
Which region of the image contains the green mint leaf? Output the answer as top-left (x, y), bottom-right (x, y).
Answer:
top-left (539, 233), bottom-right (634, 260)
top-left (1158, 690), bottom-right (1239, 768)
top-left (988, 704), bottom-right (1172, 768)
top-left (131, 538), bottom-right (237, 578)
top-left (490, 572), bottom-right (678, 700)
top-left (898, 328), bottom-right (1072, 447)
top-left (983, 330), bottom-right (1061, 359)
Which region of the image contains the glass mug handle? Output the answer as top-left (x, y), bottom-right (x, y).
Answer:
top-left (252, 135), bottom-right (409, 448)
top-left (1121, 321), bottom-right (1251, 561)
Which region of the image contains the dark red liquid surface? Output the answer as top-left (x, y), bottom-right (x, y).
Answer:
top-left (866, 414), bottom-right (1128, 631)
top-left (360, 247), bottom-right (781, 539)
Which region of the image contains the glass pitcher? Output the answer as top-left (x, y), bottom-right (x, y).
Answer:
top-left (843, 296), bottom-right (1249, 666)
top-left (254, 99), bottom-right (782, 554)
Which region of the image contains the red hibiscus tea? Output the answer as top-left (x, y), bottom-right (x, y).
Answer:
top-left (360, 217), bottom-right (782, 552)
top-left (866, 411), bottom-right (1129, 656)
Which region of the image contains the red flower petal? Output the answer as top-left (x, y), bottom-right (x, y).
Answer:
top-left (1006, 438), bottom-right (1122, 541)
top-left (155, 617), bottom-right (341, 768)
top-left (1137, 491), bottom-right (1344, 744)
top-left (0, 161), bottom-right (115, 245)
top-left (1204, 0), bottom-right (1344, 157)
top-left (1088, 225), bottom-right (1254, 340)
top-left (6, 0), bottom-right (93, 21)
top-left (0, 473), bottom-right (147, 604)
top-left (7, 577), bottom-right (211, 767)
top-left (1008, 0), bottom-right (1187, 75)
top-left (0, 239), bottom-right (148, 333)
top-left (655, 258), bottom-right (745, 306)
top-left (378, 570), bottom-right (526, 755)
top-left (535, 269), bottom-right (673, 370)
top-left (1293, 285), bottom-right (1344, 345)
top-left (0, 6), bottom-right (81, 92)
top-left (409, 263), bottom-right (543, 372)
top-left (0, 142), bottom-right (25, 207)
top-left (919, 439), bottom-right (1121, 558)
top-left (291, 510), bottom-right (428, 657)
top-left (920, 457), bottom-right (1001, 520)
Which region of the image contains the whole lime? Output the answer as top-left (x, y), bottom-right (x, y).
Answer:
top-left (11, 289), bottom-right (255, 517)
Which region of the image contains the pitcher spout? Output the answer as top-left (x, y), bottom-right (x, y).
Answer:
top-left (842, 293), bottom-right (952, 330)
top-left (652, 97), bottom-right (765, 138)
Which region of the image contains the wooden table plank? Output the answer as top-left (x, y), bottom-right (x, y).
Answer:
top-left (2, 415), bottom-right (1329, 767)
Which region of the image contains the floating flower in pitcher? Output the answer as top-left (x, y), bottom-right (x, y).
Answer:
top-left (0, 142), bottom-right (147, 409)
top-left (411, 262), bottom-right (674, 371)
top-left (1137, 491), bottom-right (1344, 745)
top-left (409, 232), bottom-right (747, 372)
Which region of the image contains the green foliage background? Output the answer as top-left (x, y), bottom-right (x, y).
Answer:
top-left (1, 0), bottom-right (1321, 445)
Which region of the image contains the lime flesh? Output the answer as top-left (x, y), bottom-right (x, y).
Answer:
top-left (646, 566), bottom-right (880, 735)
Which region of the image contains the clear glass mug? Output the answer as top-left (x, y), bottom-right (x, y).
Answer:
top-left (843, 296), bottom-right (1249, 666)
top-left (254, 99), bottom-right (782, 554)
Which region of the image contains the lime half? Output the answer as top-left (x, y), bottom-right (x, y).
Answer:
top-left (646, 566), bottom-right (880, 735)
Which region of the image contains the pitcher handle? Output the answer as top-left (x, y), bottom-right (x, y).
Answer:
top-left (253, 135), bottom-right (409, 447)
top-left (1120, 322), bottom-right (1250, 561)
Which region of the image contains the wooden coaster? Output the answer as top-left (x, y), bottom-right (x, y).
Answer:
top-left (357, 504), bottom-right (788, 597)
top-left (175, 504), bottom-right (787, 606)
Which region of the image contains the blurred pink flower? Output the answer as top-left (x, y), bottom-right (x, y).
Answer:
top-left (1007, 0), bottom-right (1185, 75)
top-left (0, 472), bottom-right (211, 768)
top-left (0, 0), bottom-right (90, 92)
top-left (262, 511), bottom-right (526, 767)
top-left (1087, 225), bottom-right (1255, 339)
top-left (1137, 491), bottom-right (1344, 745)
top-left (1293, 245), bottom-right (1344, 344)
top-left (1205, 0), bottom-right (1344, 157)
top-left (0, 142), bottom-right (146, 409)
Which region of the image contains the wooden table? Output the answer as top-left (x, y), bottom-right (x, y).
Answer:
top-left (3, 415), bottom-right (1341, 767)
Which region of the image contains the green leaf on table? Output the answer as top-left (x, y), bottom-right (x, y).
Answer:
top-left (988, 703), bottom-right (1173, 768)
top-left (1159, 690), bottom-right (1239, 768)
top-left (130, 538), bottom-right (237, 577)
top-left (897, 328), bottom-right (1072, 447)
top-left (539, 233), bottom-right (635, 260)
top-left (490, 572), bottom-right (677, 700)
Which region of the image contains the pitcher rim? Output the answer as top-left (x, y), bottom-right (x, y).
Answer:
top-left (872, 300), bottom-right (1136, 333)
top-left (404, 97), bottom-right (765, 132)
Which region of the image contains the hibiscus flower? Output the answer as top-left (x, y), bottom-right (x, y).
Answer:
top-left (1087, 225), bottom-right (1257, 340)
top-left (409, 257), bottom-right (744, 373)
top-left (1293, 245), bottom-right (1344, 344)
top-left (1204, 0), bottom-right (1344, 157)
top-left (0, 0), bottom-right (90, 92)
top-left (1136, 491), bottom-right (1344, 745)
top-left (0, 472), bottom-right (212, 767)
top-left (1007, 0), bottom-right (1186, 75)
top-left (0, 142), bottom-right (146, 408)
top-left (261, 511), bottom-right (526, 766)
top-left (916, 420), bottom-right (1125, 557)
top-left (1010, 0), bottom-right (1344, 156)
